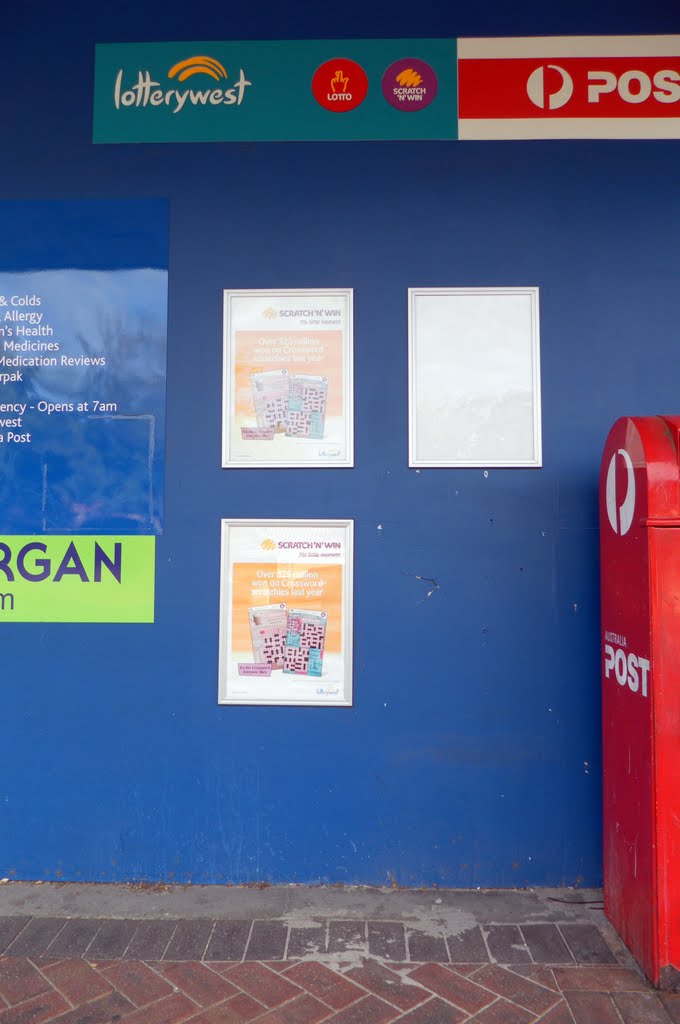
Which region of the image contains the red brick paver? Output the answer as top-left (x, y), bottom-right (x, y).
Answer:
top-left (188, 1005), bottom-right (263, 1024)
top-left (611, 989), bottom-right (672, 1023)
top-left (408, 964), bottom-right (495, 1014)
top-left (465, 1000), bottom-right (535, 1024)
top-left (330, 995), bottom-right (399, 1024)
top-left (116, 992), bottom-right (196, 1024)
top-left (254, 993), bottom-right (333, 1024)
top-left (535, 1003), bottom-right (575, 1024)
top-left (42, 960), bottom-right (112, 1005)
top-left (553, 966), bottom-right (647, 992)
top-left (0, 960), bottom-right (51, 1006)
top-left (42, 990), bottom-right (135, 1024)
top-left (470, 965), bottom-right (560, 1014)
top-left (398, 998), bottom-right (467, 1024)
top-left (187, 993), bottom-right (268, 1024)
top-left (283, 963), bottom-right (364, 1010)
top-left (224, 963), bottom-right (302, 1008)
top-left (445, 965), bottom-right (483, 978)
top-left (0, 953), bottom-right (673, 1023)
top-left (223, 993), bottom-right (269, 1021)
top-left (506, 965), bottom-right (559, 992)
top-left (0, 989), bottom-right (69, 1024)
top-left (345, 961), bottom-right (428, 1011)
top-left (564, 990), bottom-right (622, 1023)
top-left (161, 962), bottom-right (240, 1006)
top-left (98, 959), bottom-right (175, 1006)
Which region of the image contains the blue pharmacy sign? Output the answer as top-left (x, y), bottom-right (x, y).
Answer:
top-left (0, 201), bottom-right (168, 534)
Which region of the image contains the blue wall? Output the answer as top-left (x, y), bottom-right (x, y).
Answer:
top-left (2, 0), bottom-right (679, 885)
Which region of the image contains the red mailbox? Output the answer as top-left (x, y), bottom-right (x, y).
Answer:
top-left (600, 416), bottom-right (680, 989)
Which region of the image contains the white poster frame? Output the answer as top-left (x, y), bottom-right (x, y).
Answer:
top-left (218, 518), bottom-right (353, 706)
top-left (408, 286), bottom-right (542, 468)
top-left (222, 289), bottom-right (354, 468)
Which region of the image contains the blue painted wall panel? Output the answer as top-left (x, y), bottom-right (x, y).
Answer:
top-left (1, 0), bottom-right (679, 884)
top-left (0, 201), bottom-right (168, 534)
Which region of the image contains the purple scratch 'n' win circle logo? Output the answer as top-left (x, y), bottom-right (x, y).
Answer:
top-left (382, 58), bottom-right (438, 111)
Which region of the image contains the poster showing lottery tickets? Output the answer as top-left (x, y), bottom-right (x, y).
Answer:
top-left (219, 520), bottom-right (353, 705)
top-left (222, 290), bottom-right (353, 467)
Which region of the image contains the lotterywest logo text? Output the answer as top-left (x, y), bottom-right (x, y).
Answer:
top-left (114, 55), bottom-right (252, 114)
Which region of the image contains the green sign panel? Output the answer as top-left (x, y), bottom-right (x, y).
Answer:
top-left (93, 39), bottom-right (458, 143)
top-left (0, 536), bottom-right (155, 622)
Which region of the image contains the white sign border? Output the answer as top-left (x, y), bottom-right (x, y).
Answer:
top-left (408, 286), bottom-right (542, 469)
top-left (218, 518), bottom-right (354, 707)
top-left (222, 288), bottom-right (354, 469)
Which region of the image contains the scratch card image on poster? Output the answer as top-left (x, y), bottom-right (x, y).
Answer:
top-left (248, 603), bottom-right (288, 669)
top-left (284, 608), bottom-right (327, 677)
top-left (251, 369), bottom-right (289, 432)
top-left (286, 374), bottom-right (328, 439)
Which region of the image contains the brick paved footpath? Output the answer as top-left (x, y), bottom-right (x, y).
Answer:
top-left (0, 915), bottom-right (679, 1024)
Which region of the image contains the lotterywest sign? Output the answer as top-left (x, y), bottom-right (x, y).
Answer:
top-left (0, 536), bottom-right (155, 622)
top-left (458, 35), bottom-right (680, 138)
top-left (93, 39), bottom-right (458, 143)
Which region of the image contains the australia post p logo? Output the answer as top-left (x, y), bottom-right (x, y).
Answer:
top-left (526, 65), bottom-right (574, 109)
top-left (606, 448), bottom-right (636, 536)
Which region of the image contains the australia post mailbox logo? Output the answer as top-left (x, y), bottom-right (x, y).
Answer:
top-left (605, 448), bottom-right (636, 536)
top-left (604, 632), bottom-right (650, 698)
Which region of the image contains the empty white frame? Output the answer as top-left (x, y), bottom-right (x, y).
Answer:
top-left (408, 287), bottom-right (542, 468)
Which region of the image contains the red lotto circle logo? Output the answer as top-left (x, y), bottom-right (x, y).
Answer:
top-left (312, 58), bottom-right (369, 112)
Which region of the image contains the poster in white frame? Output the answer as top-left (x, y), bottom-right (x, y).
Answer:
top-left (218, 519), bottom-right (353, 706)
top-left (408, 287), bottom-right (542, 468)
top-left (222, 289), bottom-right (353, 468)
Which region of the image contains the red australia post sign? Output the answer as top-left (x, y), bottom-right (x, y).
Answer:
top-left (457, 35), bottom-right (680, 139)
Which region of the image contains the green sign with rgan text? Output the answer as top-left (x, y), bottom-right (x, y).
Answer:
top-left (0, 536), bottom-right (155, 622)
